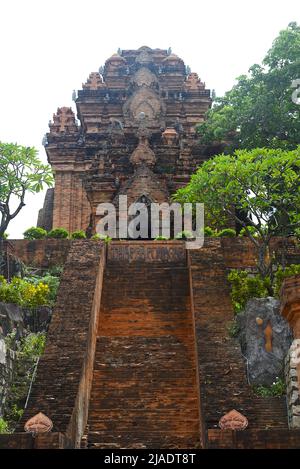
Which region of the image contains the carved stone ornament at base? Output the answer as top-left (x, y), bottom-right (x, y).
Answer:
top-left (218, 409), bottom-right (248, 430)
top-left (24, 412), bottom-right (53, 434)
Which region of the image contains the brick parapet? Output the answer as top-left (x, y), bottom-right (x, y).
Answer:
top-left (16, 240), bottom-right (106, 447)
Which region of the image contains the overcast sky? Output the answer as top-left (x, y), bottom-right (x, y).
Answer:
top-left (1, 0), bottom-right (299, 238)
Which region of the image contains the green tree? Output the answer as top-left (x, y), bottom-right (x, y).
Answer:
top-left (174, 147), bottom-right (300, 277)
top-left (198, 22), bottom-right (300, 150)
top-left (0, 143), bottom-right (53, 238)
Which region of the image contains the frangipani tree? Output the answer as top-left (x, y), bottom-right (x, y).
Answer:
top-left (175, 147), bottom-right (300, 277)
top-left (0, 142), bottom-right (53, 238)
top-left (197, 22), bottom-right (300, 151)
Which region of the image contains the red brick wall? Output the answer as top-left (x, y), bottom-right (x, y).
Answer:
top-left (86, 241), bottom-right (202, 449)
top-left (207, 429), bottom-right (300, 448)
top-left (188, 238), bottom-right (288, 442)
top-left (10, 239), bottom-right (72, 268)
top-left (17, 240), bottom-right (106, 448)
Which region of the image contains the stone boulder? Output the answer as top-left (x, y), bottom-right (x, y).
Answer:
top-left (0, 302), bottom-right (24, 337)
top-left (237, 297), bottom-right (292, 385)
top-left (0, 302), bottom-right (52, 337)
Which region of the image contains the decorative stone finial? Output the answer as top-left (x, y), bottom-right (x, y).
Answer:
top-left (219, 410), bottom-right (248, 430)
top-left (184, 72), bottom-right (205, 91)
top-left (24, 412), bottom-right (53, 435)
top-left (130, 138), bottom-right (156, 168)
top-left (83, 72), bottom-right (106, 90)
top-left (49, 107), bottom-right (78, 134)
top-left (162, 127), bottom-right (178, 146)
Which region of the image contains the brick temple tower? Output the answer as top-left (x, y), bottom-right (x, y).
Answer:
top-left (38, 46), bottom-right (212, 234)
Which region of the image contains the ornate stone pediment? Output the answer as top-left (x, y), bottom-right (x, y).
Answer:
top-left (130, 138), bottom-right (156, 168)
top-left (136, 48), bottom-right (153, 65)
top-left (219, 410), bottom-right (248, 430)
top-left (131, 67), bottom-right (158, 88)
top-left (24, 412), bottom-right (53, 434)
top-left (123, 86), bottom-right (164, 121)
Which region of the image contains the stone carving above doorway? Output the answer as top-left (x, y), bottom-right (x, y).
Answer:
top-left (123, 86), bottom-right (164, 122)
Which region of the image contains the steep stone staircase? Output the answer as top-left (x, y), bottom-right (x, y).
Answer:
top-left (189, 239), bottom-right (288, 432)
top-left (85, 243), bottom-right (201, 449)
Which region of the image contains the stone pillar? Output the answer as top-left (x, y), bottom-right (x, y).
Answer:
top-left (281, 275), bottom-right (300, 428)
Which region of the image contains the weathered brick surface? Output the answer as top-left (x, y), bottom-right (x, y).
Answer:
top-left (86, 242), bottom-right (201, 449)
top-left (17, 241), bottom-right (105, 447)
top-left (0, 432), bottom-right (72, 449)
top-left (221, 237), bottom-right (300, 270)
top-left (10, 239), bottom-right (72, 269)
top-left (189, 238), bottom-right (288, 435)
top-left (2, 238), bottom-right (300, 449)
top-left (207, 429), bottom-right (300, 448)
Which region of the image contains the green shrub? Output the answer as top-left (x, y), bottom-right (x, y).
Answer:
top-left (96, 234), bottom-right (112, 244)
top-left (204, 226), bottom-right (217, 237)
top-left (24, 274), bottom-right (60, 305)
top-left (238, 226), bottom-right (259, 237)
top-left (217, 228), bottom-right (236, 237)
top-left (0, 276), bottom-right (50, 307)
top-left (3, 332), bottom-right (46, 430)
top-left (21, 332), bottom-right (46, 358)
top-left (274, 264), bottom-right (300, 297)
top-left (253, 377), bottom-right (286, 397)
top-left (46, 265), bottom-right (64, 277)
top-left (23, 227), bottom-right (47, 240)
top-left (0, 418), bottom-right (9, 434)
top-left (71, 230), bottom-right (86, 239)
top-left (154, 235), bottom-right (169, 240)
top-left (0, 233), bottom-right (9, 240)
top-left (227, 270), bottom-right (270, 314)
top-left (175, 230), bottom-right (194, 240)
top-left (91, 234), bottom-right (101, 240)
top-left (47, 228), bottom-right (69, 239)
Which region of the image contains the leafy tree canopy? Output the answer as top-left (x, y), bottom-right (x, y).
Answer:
top-left (174, 147), bottom-right (300, 276)
top-left (197, 22), bottom-right (300, 150)
top-left (0, 142), bottom-right (53, 238)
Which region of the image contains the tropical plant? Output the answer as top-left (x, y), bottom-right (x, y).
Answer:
top-left (197, 23), bottom-right (300, 151)
top-left (0, 142), bottom-right (53, 238)
top-left (3, 332), bottom-right (46, 430)
top-left (47, 228), bottom-right (69, 239)
top-left (175, 147), bottom-right (300, 277)
top-left (253, 377), bottom-right (286, 397)
top-left (96, 234), bottom-right (112, 244)
top-left (70, 230), bottom-right (86, 239)
top-left (0, 418), bottom-right (9, 434)
top-left (0, 276), bottom-right (50, 307)
top-left (227, 270), bottom-right (271, 313)
top-left (175, 230), bottom-right (194, 240)
top-left (217, 228), bottom-right (236, 237)
top-left (23, 227), bottom-right (47, 240)
top-left (273, 264), bottom-right (300, 296)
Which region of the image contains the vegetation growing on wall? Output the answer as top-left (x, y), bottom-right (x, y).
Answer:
top-left (227, 270), bottom-right (270, 314)
top-left (228, 264), bottom-right (300, 313)
top-left (253, 377), bottom-right (286, 397)
top-left (2, 331), bottom-right (46, 432)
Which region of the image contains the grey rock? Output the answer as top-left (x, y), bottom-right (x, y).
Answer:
top-left (237, 297), bottom-right (292, 385)
top-left (0, 337), bottom-right (6, 365)
top-left (0, 302), bottom-right (24, 337)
